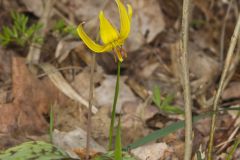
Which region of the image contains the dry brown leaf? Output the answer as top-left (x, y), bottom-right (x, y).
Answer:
top-left (0, 57), bottom-right (66, 135)
top-left (91, 106), bottom-right (111, 148)
top-left (40, 63), bottom-right (98, 113)
top-left (131, 143), bottom-right (171, 160)
top-left (71, 67), bottom-right (103, 101)
top-left (222, 82), bottom-right (240, 100)
top-left (53, 128), bottom-right (106, 159)
top-left (54, 99), bottom-right (88, 132)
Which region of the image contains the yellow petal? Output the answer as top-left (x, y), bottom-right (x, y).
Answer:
top-left (115, 0), bottom-right (132, 40)
top-left (77, 24), bottom-right (112, 53)
top-left (99, 11), bottom-right (120, 44)
top-left (127, 4), bottom-right (133, 20)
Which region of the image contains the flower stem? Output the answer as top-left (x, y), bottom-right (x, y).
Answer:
top-left (108, 61), bottom-right (121, 150)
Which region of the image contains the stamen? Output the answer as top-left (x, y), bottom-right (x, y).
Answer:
top-left (114, 48), bottom-right (123, 62)
top-left (120, 47), bottom-right (127, 58)
top-left (113, 50), bottom-right (117, 62)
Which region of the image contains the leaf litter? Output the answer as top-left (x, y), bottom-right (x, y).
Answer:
top-left (0, 0), bottom-right (240, 159)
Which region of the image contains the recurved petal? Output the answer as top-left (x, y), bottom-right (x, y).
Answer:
top-left (99, 11), bottom-right (120, 44)
top-left (127, 4), bottom-right (133, 20)
top-left (116, 0), bottom-right (132, 40)
top-left (77, 24), bottom-right (112, 53)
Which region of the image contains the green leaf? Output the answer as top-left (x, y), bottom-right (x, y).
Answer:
top-left (54, 20), bottom-right (66, 32)
top-left (12, 26), bottom-right (18, 38)
top-left (114, 117), bottom-right (122, 160)
top-left (3, 27), bottom-right (12, 37)
top-left (152, 86), bottom-right (183, 114)
top-left (152, 86), bottom-right (161, 107)
top-left (10, 12), bottom-right (16, 20)
top-left (161, 105), bottom-right (184, 114)
top-left (161, 95), bottom-right (173, 107)
top-left (21, 16), bottom-right (28, 33)
top-left (33, 36), bottom-right (43, 44)
top-left (0, 141), bottom-right (71, 160)
top-left (64, 26), bottom-right (78, 37)
top-left (1, 39), bottom-right (10, 46)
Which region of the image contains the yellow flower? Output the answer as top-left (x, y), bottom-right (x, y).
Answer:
top-left (77, 0), bottom-right (132, 62)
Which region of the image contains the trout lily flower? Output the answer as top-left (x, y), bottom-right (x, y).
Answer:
top-left (77, 0), bottom-right (132, 62)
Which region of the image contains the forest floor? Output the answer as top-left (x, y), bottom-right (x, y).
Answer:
top-left (0, 0), bottom-right (240, 159)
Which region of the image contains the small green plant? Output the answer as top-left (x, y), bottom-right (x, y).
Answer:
top-left (0, 12), bottom-right (43, 47)
top-left (152, 86), bottom-right (184, 114)
top-left (53, 20), bottom-right (78, 37)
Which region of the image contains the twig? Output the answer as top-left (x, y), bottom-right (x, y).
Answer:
top-left (210, 0), bottom-right (215, 10)
top-left (86, 54), bottom-right (96, 160)
top-left (26, 0), bottom-right (56, 64)
top-left (222, 3), bottom-right (240, 92)
top-left (207, 13), bottom-right (240, 160)
top-left (37, 66), bottom-right (82, 78)
top-left (220, 0), bottom-right (234, 69)
top-left (180, 0), bottom-right (193, 159)
top-left (222, 52), bottom-right (240, 92)
top-left (217, 125), bottom-right (240, 153)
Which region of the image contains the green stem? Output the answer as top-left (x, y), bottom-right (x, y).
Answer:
top-left (108, 61), bottom-right (121, 150)
top-left (49, 104), bottom-right (54, 143)
top-left (226, 137), bottom-right (240, 160)
top-left (114, 116), bottom-right (122, 160)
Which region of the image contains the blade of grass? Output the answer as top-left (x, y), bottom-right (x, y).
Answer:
top-left (208, 13), bottom-right (240, 160)
top-left (123, 106), bottom-right (240, 151)
top-left (226, 137), bottom-right (240, 160)
top-left (124, 113), bottom-right (210, 150)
